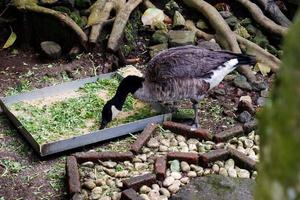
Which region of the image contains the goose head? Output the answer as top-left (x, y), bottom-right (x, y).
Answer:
top-left (100, 75), bottom-right (144, 129)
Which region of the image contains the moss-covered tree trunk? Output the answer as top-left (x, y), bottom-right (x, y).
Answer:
top-left (256, 11), bottom-right (300, 200)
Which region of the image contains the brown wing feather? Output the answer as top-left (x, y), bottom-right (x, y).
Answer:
top-left (146, 45), bottom-right (238, 82)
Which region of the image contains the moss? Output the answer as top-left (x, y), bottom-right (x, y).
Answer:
top-left (256, 11), bottom-right (300, 200)
top-left (120, 9), bottom-right (142, 57)
top-left (69, 11), bottom-right (86, 28)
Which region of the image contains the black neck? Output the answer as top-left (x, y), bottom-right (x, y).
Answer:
top-left (110, 75), bottom-right (144, 110)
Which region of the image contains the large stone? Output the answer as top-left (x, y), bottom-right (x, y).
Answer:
top-left (149, 43), bottom-right (168, 58)
top-left (233, 75), bottom-right (252, 91)
top-left (152, 30), bottom-right (169, 44)
top-left (40, 41), bottom-right (62, 59)
top-left (173, 11), bottom-right (185, 28)
top-left (171, 175), bottom-right (254, 200)
top-left (168, 30), bottom-right (196, 47)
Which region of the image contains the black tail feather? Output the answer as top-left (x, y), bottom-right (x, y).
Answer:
top-left (236, 54), bottom-right (257, 66)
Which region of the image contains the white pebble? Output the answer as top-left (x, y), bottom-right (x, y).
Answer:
top-left (180, 161), bottom-right (190, 172)
top-left (148, 190), bottom-right (160, 200)
top-left (187, 171), bottom-right (197, 177)
top-left (159, 187), bottom-right (171, 197)
top-left (212, 164), bottom-right (220, 173)
top-left (168, 183), bottom-right (180, 194)
top-left (219, 167), bottom-right (228, 176)
top-left (176, 135), bottom-right (186, 142)
top-left (140, 194), bottom-right (150, 200)
top-left (228, 168), bottom-right (237, 177)
top-left (163, 177), bottom-right (175, 187)
top-left (180, 177), bottom-right (189, 184)
top-left (159, 145), bottom-right (169, 152)
top-left (171, 171), bottom-right (182, 180)
top-left (152, 184), bottom-right (160, 191)
top-left (225, 159), bottom-right (235, 170)
top-left (140, 185), bottom-right (151, 194)
top-left (237, 169), bottom-right (250, 178)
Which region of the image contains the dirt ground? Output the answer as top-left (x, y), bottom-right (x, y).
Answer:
top-left (0, 46), bottom-right (269, 200)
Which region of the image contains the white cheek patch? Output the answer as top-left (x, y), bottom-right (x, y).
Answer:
top-left (111, 105), bottom-right (120, 119)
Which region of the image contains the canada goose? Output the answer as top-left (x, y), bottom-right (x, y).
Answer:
top-left (100, 45), bottom-right (256, 129)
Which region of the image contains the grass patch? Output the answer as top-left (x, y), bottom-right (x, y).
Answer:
top-left (4, 80), bottom-right (32, 96)
top-left (9, 77), bottom-right (157, 144)
top-left (0, 159), bottom-right (25, 175)
top-left (46, 161), bottom-right (65, 192)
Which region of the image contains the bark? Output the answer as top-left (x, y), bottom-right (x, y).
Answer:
top-left (89, 0), bottom-right (120, 43)
top-left (182, 0), bottom-right (256, 82)
top-left (12, 0), bottom-right (88, 47)
top-left (255, 0), bottom-right (291, 27)
top-left (236, 35), bottom-right (280, 72)
top-left (185, 20), bottom-right (214, 41)
top-left (234, 0), bottom-right (288, 36)
top-left (107, 0), bottom-right (142, 52)
top-left (185, 20), bottom-right (280, 73)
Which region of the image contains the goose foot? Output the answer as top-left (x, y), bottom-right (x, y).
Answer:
top-left (191, 99), bottom-right (201, 129)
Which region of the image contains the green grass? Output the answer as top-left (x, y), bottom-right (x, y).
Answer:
top-left (46, 161), bottom-right (65, 192)
top-left (9, 77), bottom-right (157, 144)
top-left (5, 80), bottom-right (32, 96)
top-left (0, 159), bottom-right (25, 175)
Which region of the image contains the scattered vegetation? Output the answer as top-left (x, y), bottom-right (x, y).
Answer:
top-left (4, 80), bottom-right (32, 96)
top-left (46, 161), bottom-right (66, 192)
top-left (9, 77), bottom-right (157, 144)
top-left (0, 159), bottom-right (25, 176)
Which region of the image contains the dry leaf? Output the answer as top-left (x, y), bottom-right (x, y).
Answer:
top-left (254, 63), bottom-right (271, 76)
top-left (2, 30), bottom-right (17, 49)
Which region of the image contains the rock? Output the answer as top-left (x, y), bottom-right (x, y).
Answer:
top-left (116, 179), bottom-right (123, 188)
top-left (168, 30), bottom-right (196, 47)
top-left (168, 183), bottom-right (180, 194)
top-left (244, 139), bottom-right (254, 148)
top-left (212, 164), bottom-right (220, 173)
top-left (227, 168), bottom-right (237, 178)
top-left (160, 187), bottom-right (171, 197)
top-left (147, 138), bottom-right (160, 148)
top-left (159, 145), bottom-right (169, 152)
top-left (140, 194), bottom-right (150, 200)
top-left (180, 177), bottom-right (189, 184)
top-left (82, 180), bottom-right (96, 190)
top-left (171, 175), bottom-right (255, 200)
top-left (134, 162), bottom-right (148, 170)
top-left (81, 161), bottom-right (94, 168)
top-left (95, 179), bottom-right (106, 186)
top-left (176, 135), bottom-right (186, 142)
top-left (106, 179), bottom-right (115, 187)
top-left (188, 143), bottom-right (197, 151)
top-left (149, 43), bottom-right (168, 58)
top-left (173, 11), bottom-right (185, 28)
top-left (161, 139), bottom-right (170, 147)
top-left (163, 176), bottom-right (175, 187)
top-left (219, 167), bottom-right (228, 176)
top-left (238, 111), bottom-right (252, 123)
top-left (180, 161), bottom-right (190, 172)
top-left (40, 41), bottom-right (62, 59)
top-left (165, 0), bottom-right (181, 16)
top-left (148, 190), bottom-right (160, 200)
top-left (152, 30), bottom-right (169, 44)
top-left (187, 171), bottom-right (197, 178)
top-left (99, 196), bottom-right (111, 200)
top-left (170, 138), bottom-right (179, 146)
top-left (257, 97), bottom-right (267, 106)
top-left (181, 146), bottom-right (189, 152)
top-left (115, 170), bottom-right (129, 178)
top-left (233, 75), bottom-right (252, 91)
top-left (186, 138), bottom-right (199, 145)
top-left (203, 169), bottom-right (211, 175)
top-left (215, 161), bottom-right (224, 167)
top-left (238, 99), bottom-right (255, 115)
top-left (140, 185), bottom-right (152, 194)
top-left (159, 195), bottom-right (168, 200)
top-left (219, 11), bottom-right (233, 18)
top-left (171, 171), bottom-right (182, 180)
top-left (170, 160), bottom-right (181, 172)
top-left (152, 184), bottom-right (160, 191)
top-left (251, 80), bottom-right (268, 91)
top-left (225, 159), bottom-right (235, 170)
top-left (237, 169), bottom-right (250, 178)
top-left (190, 165), bottom-right (203, 173)
top-left (260, 89), bottom-right (269, 97)
top-left (91, 187), bottom-right (102, 199)
top-left (102, 161), bottom-right (117, 168)
top-left (196, 19), bottom-right (209, 30)
top-left (112, 192), bottom-right (121, 200)
top-left (225, 15), bottom-right (239, 27)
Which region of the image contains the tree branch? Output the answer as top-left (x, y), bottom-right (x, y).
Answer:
top-left (234, 0), bottom-right (288, 36)
top-left (182, 0), bottom-right (256, 82)
top-left (107, 0), bottom-right (142, 52)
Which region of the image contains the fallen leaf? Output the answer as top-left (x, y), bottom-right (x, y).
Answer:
top-left (2, 30), bottom-right (17, 49)
top-left (254, 63), bottom-right (271, 76)
top-left (141, 8), bottom-right (165, 28)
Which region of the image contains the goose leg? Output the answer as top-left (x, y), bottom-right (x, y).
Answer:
top-left (191, 100), bottom-right (200, 128)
